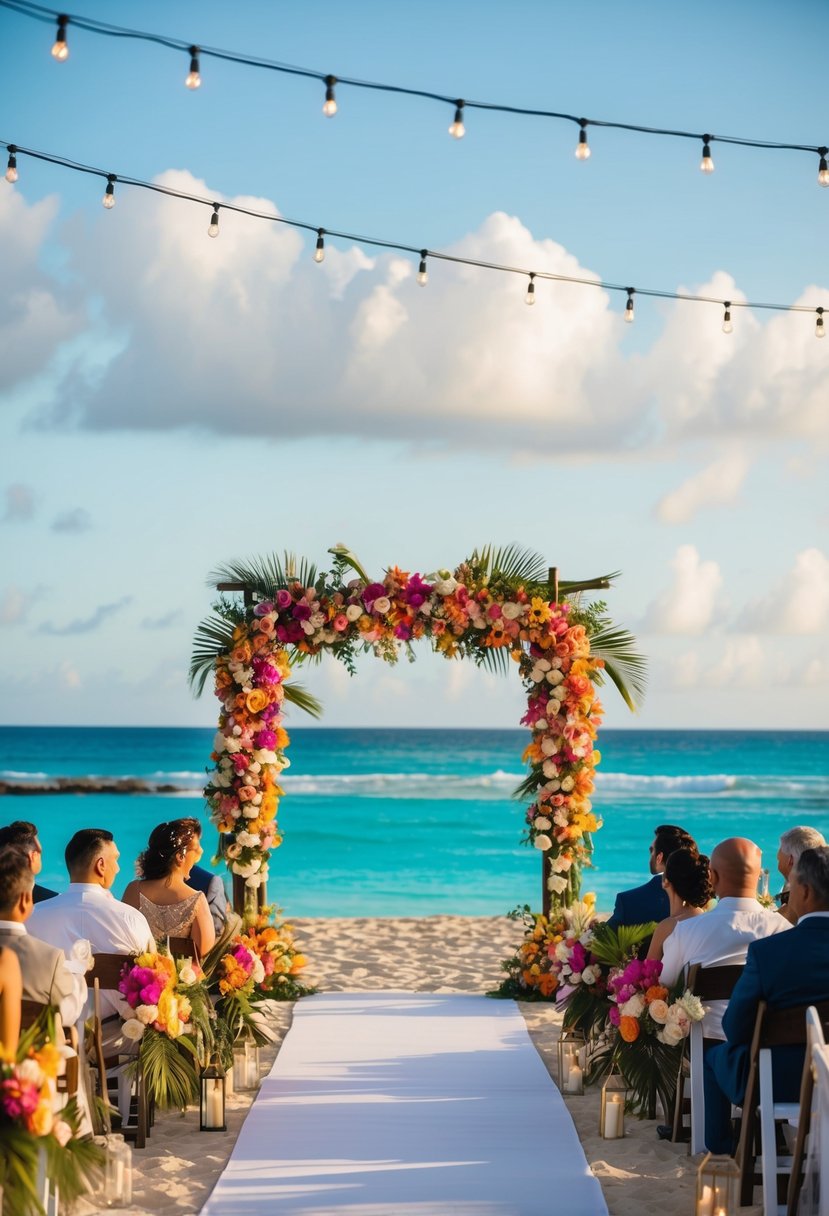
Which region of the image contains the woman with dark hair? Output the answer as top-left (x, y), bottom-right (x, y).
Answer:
top-left (121, 819), bottom-right (216, 956)
top-left (646, 847), bottom-right (714, 964)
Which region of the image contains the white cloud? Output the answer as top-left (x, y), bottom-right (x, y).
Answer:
top-left (642, 545), bottom-right (723, 635)
top-left (706, 637), bottom-right (766, 688)
top-left (655, 451), bottom-right (749, 524)
top-left (739, 548), bottom-right (829, 634)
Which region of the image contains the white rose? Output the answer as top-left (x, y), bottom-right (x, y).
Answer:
top-left (254, 749), bottom-right (278, 766)
top-left (552, 855), bottom-right (573, 873)
top-left (224, 736), bottom-right (241, 754)
top-left (533, 816), bottom-right (552, 831)
top-left (543, 773), bottom-right (561, 789)
top-left (434, 578), bottom-right (458, 596)
top-left (620, 994), bottom-right (646, 1018)
top-left (242, 804), bottom-right (259, 818)
top-left (213, 731), bottom-right (227, 754)
top-left (549, 657), bottom-right (563, 670)
top-left (135, 1004), bottom-right (158, 1025)
top-left (547, 669), bottom-right (564, 686)
top-left (346, 604), bottom-right (363, 621)
top-left (236, 831), bottom-right (261, 848)
top-left (547, 873), bottom-right (568, 894)
top-left (501, 602), bottom-right (522, 620)
top-left (554, 941), bottom-right (570, 962)
top-left (373, 596), bottom-right (391, 614)
top-left (659, 1022), bottom-right (686, 1046)
top-left (541, 737), bottom-right (558, 757)
top-left (18, 1059), bottom-right (44, 1087)
top-left (581, 965), bottom-right (598, 985)
top-left (178, 965), bottom-right (197, 986)
top-left (70, 938), bottom-right (94, 972)
top-left (252, 959), bottom-right (266, 984)
top-left (533, 834), bottom-right (553, 851)
top-left (648, 999), bottom-right (669, 1024)
top-left (678, 992), bottom-right (706, 1022)
top-left (560, 776), bottom-right (575, 793)
top-left (535, 718), bottom-right (548, 731)
top-left (232, 858), bottom-right (262, 878)
top-left (122, 1018), bottom-right (146, 1042)
top-left (530, 667), bottom-right (546, 684)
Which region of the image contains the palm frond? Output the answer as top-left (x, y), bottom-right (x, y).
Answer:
top-left (189, 612), bottom-right (238, 695)
top-left (559, 570), bottom-right (620, 594)
top-left (470, 645), bottom-right (511, 676)
top-left (283, 682), bottom-right (324, 718)
top-left (468, 544), bottom-right (550, 588)
top-left (588, 623), bottom-right (648, 712)
top-left (587, 921), bottom-right (656, 967)
top-left (138, 1027), bottom-right (199, 1110)
top-left (45, 1110), bottom-right (104, 1204)
top-left (210, 552), bottom-right (318, 597)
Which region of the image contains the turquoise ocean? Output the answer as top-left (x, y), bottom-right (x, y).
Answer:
top-left (1, 727), bottom-right (827, 917)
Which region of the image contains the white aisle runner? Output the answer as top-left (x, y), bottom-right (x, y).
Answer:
top-left (203, 993), bottom-right (608, 1216)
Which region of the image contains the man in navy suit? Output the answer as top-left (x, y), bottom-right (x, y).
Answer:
top-left (606, 823), bottom-right (697, 928)
top-left (188, 863), bottom-right (229, 934)
top-left (0, 821), bottom-right (57, 903)
top-left (704, 846), bottom-right (829, 1153)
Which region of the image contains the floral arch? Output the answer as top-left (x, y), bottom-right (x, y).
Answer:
top-left (190, 546), bottom-right (645, 917)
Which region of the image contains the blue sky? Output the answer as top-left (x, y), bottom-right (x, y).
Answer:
top-left (1, 0), bottom-right (828, 731)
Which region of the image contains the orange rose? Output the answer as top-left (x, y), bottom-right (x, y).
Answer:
top-left (619, 1016), bottom-right (640, 1043)
top-left (246, 689), bottom-right (269, 714)
top-left (257, 616), bottom-right (275, 636)
top-left (645, 985), bottom-right (669, 1004)
top-left (537, 972), bottom-right (558, 997)
top-left (231, 643), bottom-right (252, 664)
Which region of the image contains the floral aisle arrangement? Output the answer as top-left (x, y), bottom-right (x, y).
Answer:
top-left (117, 952), bottom-right (212, 1110)
top-left (0, 1029), bottom-right (103, 1215)
top-left (191, 546), bottom-right (645, 916)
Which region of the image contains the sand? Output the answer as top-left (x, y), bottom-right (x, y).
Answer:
top-left (74, 916), bottom-right (763, 1215)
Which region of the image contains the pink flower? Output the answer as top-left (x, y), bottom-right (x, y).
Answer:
top-left (333, 614), bottom-right (348, 631)
top-left (1, 1075), bottom-right (40, 1119)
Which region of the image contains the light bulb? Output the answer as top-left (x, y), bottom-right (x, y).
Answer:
top-left (575, 122), bottom-right (590, 160)
top-left (525, 275), bottom-right (536, 305)
top-left (5, 149), bottom-right (17, 184)
top-left (417, 252), bottom-right (428, 286)
top-left (102, 176), bottom-right (116, 209)
top-left (207, 207), bottom-right (220, 238)
top-left (448, 101), bottom-right (465, 139)
top-left (700, 136), bottom-right (715, 173)
top-left (322, 75), bottom-right (337, 117)
top-left (51, 16), bottom-right (69, 60)
top-left (817, 309), bottom-right (826, 338)
top-left (314, 230), bottom-right (325, 262)
top-left (818, 153), bottom-right (829, 187)
top-left (185, 46), bottom-right (201, 90)
top-left (624, 289), bottom-right (635, 323)
top-left (722, 303), bottom-right (733, 334)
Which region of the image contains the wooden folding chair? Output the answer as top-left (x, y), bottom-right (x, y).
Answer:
top-left (20, 998), bottom-right (80, 1101)
top-left (671, 963), bottom-right (745, 1151)
top-left (786, 1007), bottom-right (829, 1216)
top-left (88, 953), bottom-right (149, 1150)
top-left (737, 998), bottom-right (829, 1214)
top-left (166, 936), bottom-right (200, 963)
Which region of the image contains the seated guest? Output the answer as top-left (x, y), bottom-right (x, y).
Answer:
top-left (704, 846), bottom-right (829, 1153)
top-left (607, 824), bottom-right (697, 929)
top-left (660, 837), bottom-right (790, 1038)
top-left (0, 945), bottom-right (22, 1056)
top-left (776, 825), bottom-right (826, 924)
top-left (121, 819), bottom-right (216, 956)
top-left (0, 845), bottom-right (87, 1028)
top-left (646, 847), bottom-right (714, 963)
top-left (0, 821), bottom-right (58, 903)
top-left (28, 828), bottom-right (154, 1021)
top-left (184, 862), bottom-right (228, 937)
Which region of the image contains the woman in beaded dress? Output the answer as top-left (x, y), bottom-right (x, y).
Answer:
top-left (121, 818), bottom-right (216, 957)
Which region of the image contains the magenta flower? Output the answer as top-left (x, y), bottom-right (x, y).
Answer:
top-left (1, 1076), bottom-right (40, 1119)
top-left (362, 583), bottom-right (386, 608)
top-left (292, 603), bottom-right (311, 622)
top-left (275, 590), bottom-right (293, 610)
top-left (254, 729), bottom-right (276, 750)
top-left (276, 621), bottom-right (304, 644)
top-left (232, 944), bottom-right (256, 974)
top-left (119, 965), bottom-right (164, 1009)
top-left (253, 601), bottom-right (274, 617)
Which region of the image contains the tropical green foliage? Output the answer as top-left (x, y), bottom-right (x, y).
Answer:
top-left (137, 1028), bottom-right (200, 1110)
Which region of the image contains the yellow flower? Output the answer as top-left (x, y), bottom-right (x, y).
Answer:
top-left (528, 597), bottom-right (552, 625)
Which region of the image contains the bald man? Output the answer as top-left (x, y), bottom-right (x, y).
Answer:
top-left (659, 837), bottom-right (791, 1039)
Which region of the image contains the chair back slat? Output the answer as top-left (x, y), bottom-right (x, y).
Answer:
top-left (760, 999), bottom-right (829, 1048)
top-left (89, 952), bottom-right (132, 987)
top-left (686, 962), bottom-right (745, 1001)
top-left (20, 998), bottom-right (52, 1029)
top-left (167, 936), bottom-right (199, 962)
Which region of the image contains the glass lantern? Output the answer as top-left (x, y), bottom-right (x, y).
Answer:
top-left (695, 1152), bottom-right (740, 1215)
top-left (199, 1054), bottom-right (227, 1132)
top-left (599, 1073), bottom-right (628, 1139)
top-left (103, 1133), bottom-right (133, 1207)
top-left (557, 1029), bottom-right (586, 1095)
top-left (232, 1028), bottom-right (261, 1092)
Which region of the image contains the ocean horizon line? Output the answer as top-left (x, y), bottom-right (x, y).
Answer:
top-left (2, 723), bottom-right (828, 735)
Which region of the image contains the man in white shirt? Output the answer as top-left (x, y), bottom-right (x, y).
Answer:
top-left (660, 837), bottom-right (791, 1038)
top-left (0, 845), bottom-right (86, 1028)
top-left (29, 828), bottom-right (154, 1021)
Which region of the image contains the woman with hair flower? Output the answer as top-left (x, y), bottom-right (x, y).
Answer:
top-left (646, 847), bottom-right (713, 964)
top-left (122, 818), bottom-right (216, 957)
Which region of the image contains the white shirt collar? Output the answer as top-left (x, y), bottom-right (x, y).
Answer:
top-left (0, 920), bottom-right (27, 934)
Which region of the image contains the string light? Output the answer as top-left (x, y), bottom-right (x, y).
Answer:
top-left (417, 250), bottom-right (428, 286)
top-left (1, 139), bottom-right (824, 334)
top-left (185, 46), bottom-right (201, 90)
top-left (50, 13), bottom-right (68, 60)
top-left (818, 149), bottom-right (829, 187)
top-left (817, 307), bottom-right (826, 338)
top-left (448, 100), bottom-right (465, 139)
top-left (525, 273), bottom-right (536, 305)
top-left (102, 173), bottom-right (116, 209)
top-left (314, 228), bottom-right (325, 262)
top-left (575, 120), bottom-right (591, 160)
top-left (624, 288), bottom-right (635, 323)
top-left (722, 302), bottom-right (733, 334)
top-left (5, 146), bottom-right (17, 183)
top-left (700, 135), bottom-right (715, 173)
top-left (6, 1), bottom-right (828, 180)
top-left (322, 75), bottom-right (337, 117)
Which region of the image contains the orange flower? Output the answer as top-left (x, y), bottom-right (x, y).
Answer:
top-left (231, 643), bottom-right (252, 665)
top-left (246, 689), bottom-right (269, 714)
top-left (645, 985), bottom-right (669, 1004)
top-left (537, 972), bottom-right (558, 997)
top-left (619, 1016), bottom-right (640, 1043)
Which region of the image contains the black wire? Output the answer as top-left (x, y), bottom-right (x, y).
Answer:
top-left (2, 138), bottom-right (823, 316)
top-left (2, 0), bottom-right (825, 157)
